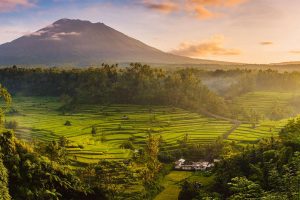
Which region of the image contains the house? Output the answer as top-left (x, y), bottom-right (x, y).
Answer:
top-left (174, 158), bottom-right (185, 169)
top-left (174, 159), bottom-right (216, 171)
top-left (121, 115), bottom-right (129, 120)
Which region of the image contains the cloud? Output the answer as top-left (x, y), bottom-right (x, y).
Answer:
top-left (0, 0), bottom-right (35, 12)
top-left (260, 41), bottom-right (273, 45)
top-left (187, 0), bottom-right (247, 7)
top-left (289, 50), bottom-right (300, 54)
top-left (141, 0), bottom-right (248, 19)
top-left (142, 0), bottom-right (178, 13)
top-left (170, 35), bottom-right (241, 57)
top-left (29, 31), bottom-right (81, 41)
top-left (29, 30), bottom-right (47, 36)
top-left (189, 3), bottom-right (215, 19)
top-left (49, 32), bottom-right (81, 40)
top-left (187, 0), bottom-right (248, 19)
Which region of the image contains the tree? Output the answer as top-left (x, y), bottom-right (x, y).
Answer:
top-left (0, 157), bottom-right (10, 200)
top-left (94, 160), bottom-right (136, 200)
top-left (140, 134), bottom-right (162, 197)
top-left (228, 177), bottom-right (263, 199)
top-left (119, 141), bottom-right (135, 150)
top-left (4, 120), bottom-right (18, 130)
top-left (58, 136), bottom-right (69, 147)
top-left (91, 126), bottom-right (97, 135)
top-left (64, 120), bottom-right (72, 126)
top-left (0, 85), bottom-right (11, 126)
top-left (178, 180), bottom-right (202, 200)
top-left (44, 141), bottom-right (68, 164)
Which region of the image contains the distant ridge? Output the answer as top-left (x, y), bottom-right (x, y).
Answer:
top-left (272, 61), bottom-right (300, 65)
top-left (0, 19), bottom-right (232, 66)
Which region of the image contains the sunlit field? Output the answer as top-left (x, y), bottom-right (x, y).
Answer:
top-left (6, 91), bottom-right (297, 164)
top-left (7, 96), bottom-right (233, 164)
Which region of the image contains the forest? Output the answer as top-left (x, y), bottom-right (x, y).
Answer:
top-left (0, 64), bottom-right (300, 199)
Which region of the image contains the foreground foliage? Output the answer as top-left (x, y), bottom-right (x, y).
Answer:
top-left (178, 118), bottom-right (300, 199)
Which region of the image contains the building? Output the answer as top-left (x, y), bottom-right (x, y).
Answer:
top-left (174, 159), bottom-right (216, 171)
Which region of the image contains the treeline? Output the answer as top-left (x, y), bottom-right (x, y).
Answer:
top-left (0, 64), bottom-right (228, 116)
top-left (178, 118), bottom-right (300, 199)
top-left (199, 69), bottom-right (300, 97)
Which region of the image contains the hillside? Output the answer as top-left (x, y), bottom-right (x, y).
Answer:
top-left (0, 19), bottom-right (226, 66)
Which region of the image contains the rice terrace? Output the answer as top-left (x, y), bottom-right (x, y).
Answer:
top-left (6, 91), bottom-right (298, 164)
top-left (7, 96), bottom-right (234, 163)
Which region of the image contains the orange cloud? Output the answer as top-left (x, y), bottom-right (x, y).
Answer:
top-left (188, 0), bottom-right (247, 7)
top-left (142, 0), bottom-right (178, 13)
top-left (141, 0), bottom-right (248, 19)
top-left (187, 2), bottom-right (216, 19)
top-left (186, 0), bottom-right (248, 19)
top-left (0, 0), bottom-right (34, 12)
top-left (260, 41), bottom-right (273, 45)
top-left (171, 35), bottom-right (241, 57)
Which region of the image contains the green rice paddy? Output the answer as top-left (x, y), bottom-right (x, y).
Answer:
top-left (5, 91), bottom-right (298, 163)
top-left (6, 96), bottom-right (232, 163)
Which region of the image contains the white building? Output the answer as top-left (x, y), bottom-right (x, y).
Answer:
top-left (174, 159), bottom-right (216, 171)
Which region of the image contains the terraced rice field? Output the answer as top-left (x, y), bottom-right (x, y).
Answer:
top-left (6, 96), bottom-right (233, 164)
top-left (227, 91), bottom-right (299, 144)
top-left (6, 92), bottom-right (296, 163)
top-left (233, 91), bottom-right (299, 114)
top-left (228, 120), bottom-right (289, 144)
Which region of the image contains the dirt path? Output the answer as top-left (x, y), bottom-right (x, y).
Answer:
top-left (222, 121), bottom-right (241, 139)
top-left (199, 109), bottom-right (242, 139)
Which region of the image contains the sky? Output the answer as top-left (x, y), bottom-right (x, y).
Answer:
top-left (0, 0), bottom-right (299, 64)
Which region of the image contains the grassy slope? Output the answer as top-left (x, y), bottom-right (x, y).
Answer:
top-left (154, 171), bottom-right (192, 200)
top-left (233, 91), bottom-right (297, 114)
top-left (6, 92), bottom-right (298, 163)
top-left (6, 96), bottom-right (233, 164)
top-left (155, 171), bottom-right (214, 200)
top-left (229, 91), bottom-right (300, 144)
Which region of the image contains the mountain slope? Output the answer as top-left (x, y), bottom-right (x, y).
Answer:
top-left (0, 19), bottom-right (226, 66)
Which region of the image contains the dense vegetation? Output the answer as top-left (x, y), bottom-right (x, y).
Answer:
top-left (0, 64), bottom-right (228, 117)
top-left (177, 118), bottom-right (300, 199)
top-left (2, 64), bottom-right (300, 121)
top-left (1, 65), bottom-right (300, 199)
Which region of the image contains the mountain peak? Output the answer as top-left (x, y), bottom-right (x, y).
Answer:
top-left (53, 18), bottom-right (104, 26)
top-left (0, 19), bottom-right (219, 66)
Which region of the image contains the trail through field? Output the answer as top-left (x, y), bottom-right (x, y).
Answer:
top-left (199, 108), bottom-right (242, 139)
top-left (223, 122), bottom-right (241, 139)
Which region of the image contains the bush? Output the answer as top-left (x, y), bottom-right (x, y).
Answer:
top-left (7, 108), bottom-right (20, 116)
top-left (119, 141), bottom-right (135, 150)
top-left (64, 120), bottom-right (72, 126)
top-left (5, 120), bottom-right (18, 130)
top-left (91, 126), bottom-right (97, 135)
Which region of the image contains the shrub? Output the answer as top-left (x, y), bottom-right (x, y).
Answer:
top-left (119, 141), bottom-right (135, 150)
top-left (5, 120), bottom-right (18, 130)
top-left (91, 126), bottom-right (97, 135)
top-left (64, 120), bottom-right (72, 126)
